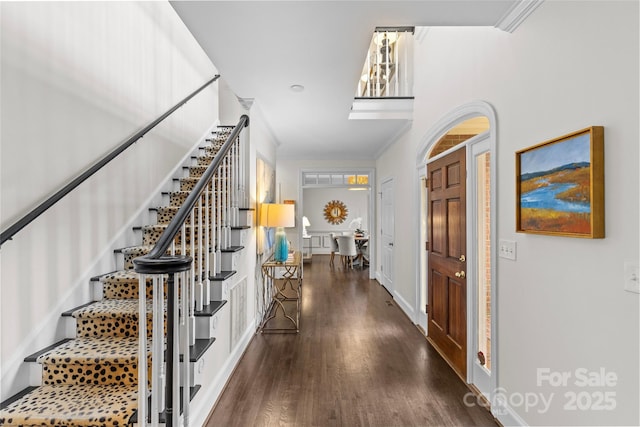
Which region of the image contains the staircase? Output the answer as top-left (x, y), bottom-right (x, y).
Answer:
top-left (0, 119), bottom-right (252, 426)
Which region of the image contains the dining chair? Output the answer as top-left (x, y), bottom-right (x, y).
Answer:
top-left (328, 232), bottom-right (339, 266)
top-left (336, 235), bottom-right (358, 269)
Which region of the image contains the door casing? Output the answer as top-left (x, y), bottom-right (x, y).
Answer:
top-left (415, 100), bottom-right (498, 415)
top-left (380, 177), bottom-right (395, 294)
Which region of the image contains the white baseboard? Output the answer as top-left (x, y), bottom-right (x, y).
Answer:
top-left (392, 289), bottom-right (416, 322)
top-left (494, 399), bottom-right (529, 427)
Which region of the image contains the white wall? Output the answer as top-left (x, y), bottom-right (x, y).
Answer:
top-left (304, 187), bottom-right (369, 233)
top-left (303, 187), bottom-right (369, 253)
top-left (245, 101), bottom-right (278, 324)
top-left (0, 2), bottom-right (219, 399)
top-left (276, 158), bottom-right (375, 252)
top-left (377, 1), bottom-right (639, 425)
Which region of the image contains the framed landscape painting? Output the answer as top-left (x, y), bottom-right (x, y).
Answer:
top-left (516, 126), bottom-right (604, 238)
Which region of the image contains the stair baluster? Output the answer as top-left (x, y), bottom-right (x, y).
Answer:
top-left (196, 194), bottom-right (204, 312)
top-left (133, 115), bottom-right (249, 427)
top-left (203, 183), bottom-right (211, 304)
top-left (180, 270), bottom-right (191, 426)
top-left (215, 168), bottom-right (223, 274)
top-left (151, 274), bottom-right (165, 424)
top-left (189, 209), bottom-right (197, 347)
top-left (0, 90), bottom-right (248, 427)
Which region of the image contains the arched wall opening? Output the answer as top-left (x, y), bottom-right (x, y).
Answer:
top-left (414, 100), bottom-right (498, 410)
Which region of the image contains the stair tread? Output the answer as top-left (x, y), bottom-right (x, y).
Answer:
top-left (1, 124), bottom-right (245, 426)
top-left (120, 244), bottom-right (154, 254)
top-left (120, 244), bottom-right (204, 254)
top-left (0, 384), bottom-right (138, 426)
top-left (120, 244), bottom-right (242, 255)
top-left (99, 269), bottom-right (148, 283)
top-left (211, 270), bottom-right (236, 281)
top-left (155, 205), bottom-right (213, 211)
top-left (25, 339), bottom-right (73, 362)
top-left (72, 299), bottom-right (157, 318)
top-left (36, 336), bottom-right (146, 365)
top-left (141, 223), bottom-right (203, 230)
top-left (194, 300), bottom-right (227, 317)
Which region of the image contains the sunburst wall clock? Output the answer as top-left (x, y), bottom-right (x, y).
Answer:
top-left (323, 200), bottom-right (348, 225)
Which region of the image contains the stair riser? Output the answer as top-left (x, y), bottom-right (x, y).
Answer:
top-left (231, 228), bottom-right (248, 247)
top-left (180, 179), bottom-right (199, 192)
top-left (155, 207), bottom-right (221, 226)
top-left (188, 166), bottom-right (208, 178)
top-left (102, 281), bottom-right (166, 300)
top-left (35, 360), bottom-right (198, 392)
top-left (0, 127), bottom-right (237, 427)
top-left (0, 384), bottom-right (140, 427)
top-left (169, 191), bottom-right (226, 207)
top-left (75, 315), bottom-right (164, 339)
top-left (178, 180), bottom-right (228, 192)
top-left (42, 363), bottom-right (140, 386)
top-left (204, 144), bottom-right (223, 155)
top-left (195, 314), bottom-right (220, 340)
top-left (143, 225), bottom-right (220, 247)
top-left (197, 155), bottom-right (214, 166)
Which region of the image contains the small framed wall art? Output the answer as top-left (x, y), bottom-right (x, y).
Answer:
top-left (323, 200), bottom-right (348, 225)
top-left (516, 126), bottom-right (604, 238)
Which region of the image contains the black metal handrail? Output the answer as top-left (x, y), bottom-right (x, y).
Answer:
top-left (135, 114), bottom-right (249, 266)
top-left (132, 114), bottom-right (248, 427)
top-left (0, 75), bottom-right (220, 247)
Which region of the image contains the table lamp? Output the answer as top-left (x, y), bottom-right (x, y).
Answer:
top-left (302, 216), bottom-right (311, 237)
top-left (260, 203), bottom-right (295, 262)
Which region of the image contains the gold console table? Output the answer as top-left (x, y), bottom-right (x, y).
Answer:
top-left (260, 251), bottom-right (302, 333)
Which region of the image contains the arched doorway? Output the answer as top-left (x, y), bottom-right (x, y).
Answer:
top-left (414, 101), bottom-right (497, 410)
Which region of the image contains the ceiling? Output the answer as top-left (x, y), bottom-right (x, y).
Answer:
top-left (171, 1), bottom-right (521, 160)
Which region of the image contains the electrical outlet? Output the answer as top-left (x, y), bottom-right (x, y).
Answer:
top-left (624, 260), bottom-right (640, 294)
top-left (499, 239), bottom-right (517, 260)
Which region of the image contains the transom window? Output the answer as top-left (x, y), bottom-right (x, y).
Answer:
top-left (303, 172), bottom-right (370, 187)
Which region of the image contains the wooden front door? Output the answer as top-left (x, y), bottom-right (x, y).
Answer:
top-left (427, 146), bottom-right (467, 378)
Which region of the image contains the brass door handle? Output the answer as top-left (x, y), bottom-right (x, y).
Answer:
top-left (455, 271), bottom-right (466, 279)
top-left (459, 254), bottom-right (466, 262)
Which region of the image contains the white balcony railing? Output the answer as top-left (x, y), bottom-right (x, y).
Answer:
top-left (356, 27), bottom-right (414, 98)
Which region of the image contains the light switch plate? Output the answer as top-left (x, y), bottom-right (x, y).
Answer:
top-left (499, 239), bottom-right (517, 260)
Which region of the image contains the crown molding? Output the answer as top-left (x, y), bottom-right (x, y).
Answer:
top-left (236, 96), bottom-right (254, 110)
top-left (414, 27), bottom-right (430, 44)
top-left (495, 0), bottom-right (544, 33)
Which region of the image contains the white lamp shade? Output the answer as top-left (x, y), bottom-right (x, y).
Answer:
top-left (302, 216), bottom-right (311, 227)
top-left (260, 203), bottom-right (295, 228)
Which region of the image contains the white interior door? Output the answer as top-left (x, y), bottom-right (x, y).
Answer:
top-left (381, 178), bottom-right (394, 293)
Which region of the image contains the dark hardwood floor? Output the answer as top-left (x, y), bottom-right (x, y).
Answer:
top-left (205, 255), bottom-right (497, 427)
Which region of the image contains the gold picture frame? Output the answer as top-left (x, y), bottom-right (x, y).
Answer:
top-left (323, 200), bottom-right (348, 225)
top-left (516, 126), bottom-right (604, 238)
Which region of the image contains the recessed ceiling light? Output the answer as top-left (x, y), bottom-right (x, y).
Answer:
top-left (290, 84), bottom-right (305, 92)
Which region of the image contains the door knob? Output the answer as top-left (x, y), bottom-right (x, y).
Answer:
top-left (455, 271), bottom-right (466, 279)
top-left (459, 254), bottom-right (466, 262)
